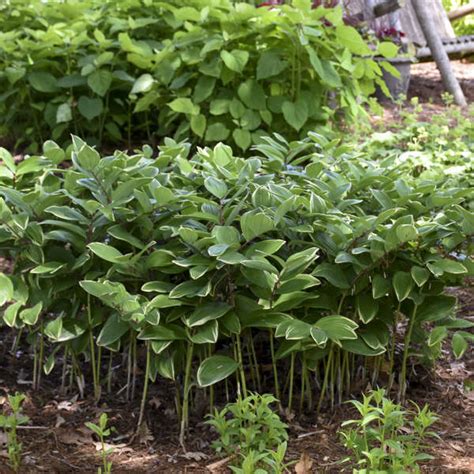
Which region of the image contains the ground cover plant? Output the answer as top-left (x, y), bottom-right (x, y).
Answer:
top-left (0, 0), bottom-right (400, 151)
top-left (0, 124), bottom-right (472, 449)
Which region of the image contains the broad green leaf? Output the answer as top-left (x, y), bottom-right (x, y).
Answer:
top-left (396, 224), bottom-right (418, 242)
top-left (97, 313), bottom-right (130, 346)
top-left (168, 98), bottom-right (200, 115)
top-left (313, 263), bottom-right (350, 289)
top-left (28, 72), bottom-right (57, 93)
top-left (190, 320), bottom-right (219, 344)
top-left (427, 259), bottom-right (467, 276)
top-left (220, 50), bottom-right (249, 73)
top-left (240, 211), bottom-right (274, 241)
top-left (131, 73), bottom-right (154, 94)
top-left (238, 80), bottom-right (266, 110)
top-left (205, 122), bottom-right (230, 141)
top-left (282, 99), bottom-right (308, 131)
top-left (356, 293), bottom-right (379, 324)
top-left (306, 47), bottom-right (341, 86)
top-left (3, 302), bottom-right (22, 327)
top-left (310, 327), bottom-right (328, 346)
top-left (372, 274), bottom-right (390, 299)
top-left (190, 114), bottom-right (206, 137)
top-left (257, 52), bottom-right (287, 80)
top-left (336, 25), bottom-right (372, 55)
top-left (87, 69), bottom-right (112, 96)
top-left (197, 355), bottom-right (239, 387)
top-left (77, 96), bottom-right (103, 120)
top-left (417, 295), bottom-right (456, 322)
top-left (233, 128), bottom-right (252, 151)
top-left (56, 103), bottom-right (72, 123)
top-left (377, 41), bottom-right (399, 58)
top-left (138, 324), bottom-right (186, 341)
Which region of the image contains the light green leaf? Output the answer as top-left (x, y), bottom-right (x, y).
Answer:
top-left (257, 52), bottom-right (287, 80)
top-left (220, 49), bottom-right (249, 73)
top-left (0, 273), bottom-right (14, 306)
top-left (56, 103), bottom-right (72, 123)
top-left (186, 302), bottom-right (231, 327)
top-left (282, 99), bottom-right (308, 131)
top-left (97, 313), bottom-right (130, 347)
top-left (204, 176), bottom-right (227, 199)
top-left (238, 80), bottom-right (266, 110)
top-left (88, 242), bottom-right (124, 263)
top-left (168, 98), bottom-right (200, 115)
top-left (131, 73), bottom-right (154, 94)
top-left (315, 315), bottom-right (358, 342)
top-left (20, 302), bottom-right (43, 326)
top-left (452, 332), bottom-right (468, 359)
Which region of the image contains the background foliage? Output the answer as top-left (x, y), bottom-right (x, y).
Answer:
top-left (0, 0), bottom-right (398, 151)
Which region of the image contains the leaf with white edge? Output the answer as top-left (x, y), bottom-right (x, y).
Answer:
top-left (396, 224), bottom-right (418, 242)
top-left (3, 302), bottom-right (22, 327)
top-left (314, 315), bottom-right (358, 342)
top-left (197, 355), bottom-right (239, 387)
top-left (88, 243), bottom-right (124, 263)
top-left (0, 273), bottom-right (14, 306)
top-left (310, 327), bottom-right (328, 346)
top-left (240, 211), bottom-right (274, 241)
top-left (392, 271), bottom-right (413, 302)
top-left (411, 266), bottom-right (430, 287)
top-left (356, 293), bottom-right (379, 324)
top-left (20, 302), bottom-right (43, 326)
top-left (452, 332), bottom-right (468, 359)
top-left (186, 302), bottom-right (231, 327)
top-left (204, 176), bottom-right (227, 199)
top-left (372, 274), bottom-right (390, 299)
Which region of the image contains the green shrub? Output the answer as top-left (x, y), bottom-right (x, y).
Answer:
top-left (0, 131), bottom-right (472, 441)
top-left (340, 388), bottom-right (438, 473)
top-left (0, 0), bottom-right (398, 150)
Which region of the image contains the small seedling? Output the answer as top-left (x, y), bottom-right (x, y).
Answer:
top-left (0, 392), bottom-right (29, 473)
top-left (85, 412), bottom-right (115, 474)
top-left (207, 393), bottom-right (289, 472)
top-left (340, 388), bottom-right (438, 473)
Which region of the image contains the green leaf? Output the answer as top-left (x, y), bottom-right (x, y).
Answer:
top-left (233, 129), bottom-right (252, 151)
top-left (190, 114), bottom-right (206, 137)
top-left (220, 49), bottom-right (249, 73)
top-left (197, 355), bottom-right (239, 387)
top-left (452, 332), bottom-right (468, 359)
top-left (0, 273), bottom-right (14, 306)
top-left (88, 243), bottom-right (124, 263)
top-left (3, 302), bottom-right (22, 327)
top-left (240, 211), bottom-right (274, 241)
top-left (282, 99), bottom-right (308, 131)
top-left (56, 103), bottom-right (72, 123)
top-left (138, 324), bottom-right (186, 341)
top-left (377, 41), bottom-right (399, 58)
top-left (190, 320), bottom-right (219, 344)
top-left (238, 80), bottom-right (266, 110)
top-left (20, 303), bottom-right (43, 326)
top-left (392, 271), bottom-right (413, 301)
top-left (427, 259), bottom-right (467, 276)
top-left (75, 144), bottom-right (100, 170)
top-left (205, 123), bottom-right (230, 141)
top-left (168, 98), bottom-right (200, 115)
top-left (131, 73), bottom-right (154, 94)
top-left (97, 313), bottom-right (130, 347)
top-left (204, 176), bottom-right (227, 199)
top-left (186, 302), bottom-right (231, 327)
top-left (306, 47), bottom-right (341, 86)
top-left (77, 96), bottom-right (103, 120)
top-left (417, 295), bottom-right (456, 322)
top-left (335, 25), bottom-right (372, 55)
top-left (315, 315), bottom-right (358, 342)
top-left (257, 52), bottom-right (287, 80)
top-left (193, 76), bottom-right (216, 103)
top-left (87, 69), bottom-right (112, 96)
top-left (313, 263), bottom-right (350, 289)
top-left (28, 72), bottom-right (57, 93)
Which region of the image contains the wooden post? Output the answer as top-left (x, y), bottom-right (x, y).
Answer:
top-left (412, 0), bottom-right (467, 107)
top-left (448, 2), bottom-right (474, 21)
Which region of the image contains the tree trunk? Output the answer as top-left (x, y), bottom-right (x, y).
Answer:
top-left (412, 0), bottom-right (467, 106)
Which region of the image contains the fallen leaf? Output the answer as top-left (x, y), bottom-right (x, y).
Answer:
top-left (206, 455), bottom-right (234, 473)
top-left (57, 428), bottom-right (91, 446)
top-left (0, 432), bottom-right (7, 446)
top-left (55, 415), bottom-right (66, 428)
top-left (295, 452), bottom-right (313, 474)
top-left (181, 451), bottom-right (208, 461)
top-left (93, 441), bottom-right (133, 454)
top-left (136, 421), bottom-right (154, 445)
top-left (149, 396), bottom-right (162, 410)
